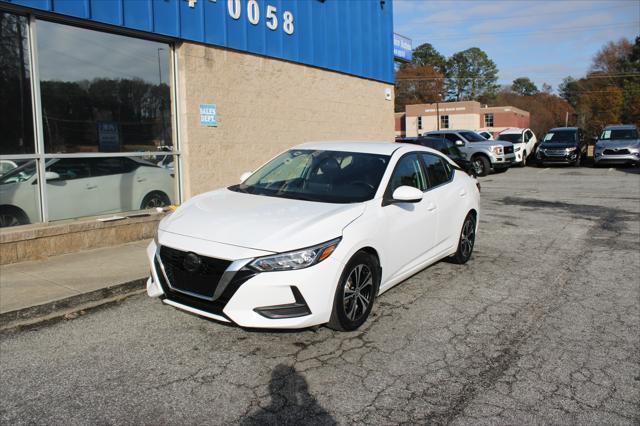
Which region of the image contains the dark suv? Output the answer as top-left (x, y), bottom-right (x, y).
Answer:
top-left (396, 136), bottom-right (476, 176)
top-left (536, 127), bottom-right (587, 166)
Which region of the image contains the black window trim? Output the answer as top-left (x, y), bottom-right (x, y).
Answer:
top-left (382, 151), bottom-right (456, 206)
top-left (419, 152), bottom-right (455, 191)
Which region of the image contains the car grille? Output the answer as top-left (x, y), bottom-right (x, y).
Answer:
top-left (603, 149), bottom-right (630, 155)
top-left (544, 149), bottom-right (567, 156)
top-left (503, 145), bottom-right (513, 154)
top-left (159, 246), bottom-right (232, 299)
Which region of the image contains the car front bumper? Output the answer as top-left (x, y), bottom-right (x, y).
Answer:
top-left (146, 239), bottom-right (342, 329)
top-left (490, 153), bottom-right (515, 169)
top-left (594, 150), bottom-right (640, 165)
top-left (536, 149), bottom-right (580, 164)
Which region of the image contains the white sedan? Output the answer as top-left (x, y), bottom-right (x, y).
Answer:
top-left (0, 157), bottom-right (175, 227)
top-left (147, 141), bottom-right (480, 331)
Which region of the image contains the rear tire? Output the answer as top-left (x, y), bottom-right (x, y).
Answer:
top-left (328, 251), bottom-right (380, 332)
top-left (140, 191), bottom-right (170, 210)
top-left (450, 213), bottom-right (476, 264)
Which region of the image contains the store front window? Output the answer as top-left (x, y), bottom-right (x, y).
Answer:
top-left (0, 12), bottom-right (178, 228)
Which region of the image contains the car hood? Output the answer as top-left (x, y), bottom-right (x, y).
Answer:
top-left (596, 139), bottom-right (640, 148)
top-left (539, 142), bottom-right (577, 150)
top-left (160, 188), bottom-right (366, 253)
top-left (475, 140), bottom-right (514, 148)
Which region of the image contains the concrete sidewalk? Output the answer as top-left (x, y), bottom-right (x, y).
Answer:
top-left (0, 240), bottom-right (150, 328)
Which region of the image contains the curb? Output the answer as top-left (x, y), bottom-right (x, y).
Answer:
top-left (0, 278), bottom-right (147, 333)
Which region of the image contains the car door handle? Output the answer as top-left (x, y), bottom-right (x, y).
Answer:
top-left (137, 177), bottom-right (147, 183)
top-left (426, 202), bottom-right (437, 211)
top-left (459, 189), bottom-right (467, 197)
top-left (86, 184), bottom-right (98, 190)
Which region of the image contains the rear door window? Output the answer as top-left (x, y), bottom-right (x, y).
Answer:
top-left (421, 153), bottom-right (453, 188)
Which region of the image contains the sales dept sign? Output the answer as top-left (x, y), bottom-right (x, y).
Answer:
top-left (200, 104), bottom-right (217, 127)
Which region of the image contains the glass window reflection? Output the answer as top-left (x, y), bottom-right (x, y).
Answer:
top-left (36, 20), bottom-right (173, 153)
top-left (0, 159), bottom-right (40, 226)
top-left (45, 157), bottom-right (175, 221)
top-left (0, 12), bottom-right (35, 155)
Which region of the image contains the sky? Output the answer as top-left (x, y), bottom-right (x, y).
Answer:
top-left (393, 0), bottom-right (640, 92)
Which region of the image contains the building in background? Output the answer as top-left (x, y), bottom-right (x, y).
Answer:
top-left (404, 101), bottom-right (530, 137)
top-left (0, 0), bottom-right (394, 229)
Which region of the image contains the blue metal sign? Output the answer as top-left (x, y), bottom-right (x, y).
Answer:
top-left (393, 33), bottom-right (412, 62)
top-left (199, 104), bottom-right (217, 127)
top-left (3, 0), bottom-right (395, 84)
top-left (97, 121), bottom-right (120, 152)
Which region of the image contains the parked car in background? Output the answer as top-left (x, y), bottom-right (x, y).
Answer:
top-left (536, 127), bottom-right (586, 167)
top-left (476, 131), bottom-right (494, 140)
top-left (496, 128), bottom-right (537, 166)
top-left (425, 130), bottom-right (515, 177)
top-left (0, 157), bottom-right (175, 227)
top-left (147, 141), bottom-right (480, 330)
top-left (396, 136), bottom-right (477, 176)
top-left (593, 124), bottom-right (640, 167)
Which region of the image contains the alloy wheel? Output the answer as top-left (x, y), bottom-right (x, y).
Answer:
top-left (0, 214), bottom-right (21, 227)
top-left (460, 217), bottom-right (476, 259)
top-left (473, 159), bottom-right (484, 175)
top-left (144, 196), bottom-right (166, 209)
top-left (343, 264), bottom-right (373, 322)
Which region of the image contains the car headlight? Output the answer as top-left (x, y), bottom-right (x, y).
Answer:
top-left (515, 146), bottom-right (522, 152)
top-left (248, 238), bottom-right (341, 272)
top-left (566, 147), bottom-right (577, 152)
top-left (490, 145), bottom-right (504, 155)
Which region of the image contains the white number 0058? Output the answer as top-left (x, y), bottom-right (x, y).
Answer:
top-left (227, 0), bottom-right (294, 35)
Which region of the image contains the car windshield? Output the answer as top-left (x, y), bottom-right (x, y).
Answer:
top-left (600, 129), bottom-right (638, 140)
top-left (543, 131), bottom-right (575, 143)
top-left (0, 160), bottom-right (37, 184)
top-left (459, 131), bottom-right (486, 142)
top-left (229, 149), bottom-right (390, 203)
top-left (497, 133), bottom-right (523, 143)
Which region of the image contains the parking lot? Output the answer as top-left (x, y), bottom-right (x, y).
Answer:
top-left (1, 165), bottom-right (639, 425)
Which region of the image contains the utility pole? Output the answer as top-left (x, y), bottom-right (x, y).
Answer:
top-left (565, 111), bottom-right (569, 127)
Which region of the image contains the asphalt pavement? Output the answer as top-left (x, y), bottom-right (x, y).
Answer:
top-left (1, 165), bottom-right (639, 425)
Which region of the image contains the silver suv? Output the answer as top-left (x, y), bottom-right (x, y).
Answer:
top-left (594, 124), bottom-right (640, 167)
top-left (425, 130), bottom-right (516, 176)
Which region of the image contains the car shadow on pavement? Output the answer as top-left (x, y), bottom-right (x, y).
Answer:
top-left (613, 165), bottom-right (640, 175)
top-left (240, 364), bottom-right (336, 426)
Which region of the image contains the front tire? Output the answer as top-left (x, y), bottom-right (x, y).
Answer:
top-left (472, 156), bottom-right (490, 177)
top-left (450, 213), bottom-right (476, 264)
top-left (0, 206), bottom-right (29, 228)
top-left (328, 251), bottom-right (380, 332)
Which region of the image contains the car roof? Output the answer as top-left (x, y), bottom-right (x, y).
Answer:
top-left (548, 127), bottom-right (578, 132)
top-left (295, 141), bottom-right (402, 155)
top-left (499, 128), bottom-right (526, 134)
top-left (603, 124), bottom-right (637, 130)
top-left (426, 129), bottom-right (474, 133)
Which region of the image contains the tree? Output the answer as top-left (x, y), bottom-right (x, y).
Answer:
top-left (445, 47), bottom-right (499, 101)
top-left (591, 38), bottom-right (633, 74)
top-left (541, 83), bottom-right (553, 94)
top-left (558, 76), bottom-right (580, 107)
top-left (511, 77), bottom-right (539, 96)
top-left (395, 65), bottom-right (445, 112)
top-left (403, 43), bottom-right (447, 73)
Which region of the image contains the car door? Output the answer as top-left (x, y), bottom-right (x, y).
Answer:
top-left (381, 153), bottom-right (437, 283)
top-left (46, 158), bottom-right (101, 221)
top-left (89, 157), bottom-right (139, 214)
top-left (420, 152), bottom-right (461, 251)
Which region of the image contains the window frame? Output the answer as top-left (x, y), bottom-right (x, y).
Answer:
top-left (440, 115), bottom-right (450, 129)
top-left (382, 152), bottom-right (428, 205)
top-left (419, 152), bottom-right (455, 190)
top-left (0, 13), bottom-right (182, 224)
top-left (484, 113), bottom-right (494, 128)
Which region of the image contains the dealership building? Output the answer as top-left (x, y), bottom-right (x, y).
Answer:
top-left (400, 100), bottom-right (530, 138)
top-left (0, 0), bottom-right (396, 263)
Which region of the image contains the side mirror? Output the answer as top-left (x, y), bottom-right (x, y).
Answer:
top-left (455, 140), bottom-right (464, 146)
top-left (239, 171), bottom-right (252, 183)
top-left (392, 186), bottom-right (423, 203)
top-left (45, 171), bottom-right (61, 181)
